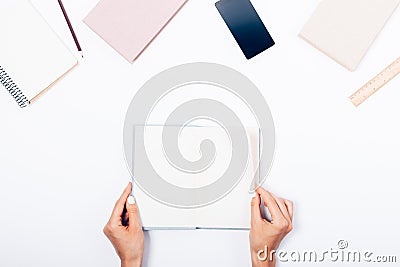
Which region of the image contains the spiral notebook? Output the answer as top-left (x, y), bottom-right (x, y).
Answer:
top-left (133, 126), bottom-right (260, 230)
top-left (0, 0), bottom-right (78, 108)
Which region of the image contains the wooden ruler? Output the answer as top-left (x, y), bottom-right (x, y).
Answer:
top-left (350, 56), bottom-right (400, 107)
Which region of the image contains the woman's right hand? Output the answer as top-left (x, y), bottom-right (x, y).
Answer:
top-left (249, 187), bottom-right (294, 267)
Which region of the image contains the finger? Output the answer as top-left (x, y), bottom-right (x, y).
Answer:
top-left (122, 207), bottom-right (129, 226)
top-left (256, 187), bottom-right (284, 222)
top-left (250, 192), bottom-right (262, 225)
top-left (271, 193), bottom-right (291, 224)
top-left (284, 199), bottom-right (294, 221)
top-left (109, 183), bottom-right (132, 226)
top-left (126, 196), bottom-right (142, 230)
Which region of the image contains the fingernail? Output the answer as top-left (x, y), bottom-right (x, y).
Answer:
top-left (127, 196), bottom-right (136, 205)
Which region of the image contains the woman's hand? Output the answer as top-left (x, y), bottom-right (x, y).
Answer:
top-left (250, 187), bottom-right (294, 267)
top-left (103, 183), bottom-right (144, 267)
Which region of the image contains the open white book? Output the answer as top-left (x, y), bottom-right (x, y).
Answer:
top-left (132, 126), bottom-right (260, 230)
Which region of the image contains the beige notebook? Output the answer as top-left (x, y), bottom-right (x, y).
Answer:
top-left (0, 0), bottom-right (78, 108)
top-left (299, 0), bottom-right (400, 71)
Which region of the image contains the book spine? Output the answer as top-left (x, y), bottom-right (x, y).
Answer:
top-left (0, 66), bottom-right (29, 108)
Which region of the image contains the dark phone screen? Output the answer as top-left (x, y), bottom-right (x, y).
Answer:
top-left (216, 0), bottom-right (275, 59)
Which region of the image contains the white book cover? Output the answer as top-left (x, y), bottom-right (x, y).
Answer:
top-left (132, 126), bottom-right (260, 230)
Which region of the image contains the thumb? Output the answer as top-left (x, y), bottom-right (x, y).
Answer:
top-left (126, 196), bottom-right (142, 230)
top-left (250, 192), bottom-right (262, 225)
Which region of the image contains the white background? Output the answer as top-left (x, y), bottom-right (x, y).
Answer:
top-left (1, 0), bottom-right (400, 266)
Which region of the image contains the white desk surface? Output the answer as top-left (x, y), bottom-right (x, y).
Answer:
top-left (1, 0), bottom-right (400, 266)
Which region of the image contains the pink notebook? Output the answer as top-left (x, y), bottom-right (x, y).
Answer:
top-left (84, 0), bottom-right (188, 63)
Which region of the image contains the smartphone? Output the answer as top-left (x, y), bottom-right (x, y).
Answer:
top-left (215, 0), bottom-right (275, 59)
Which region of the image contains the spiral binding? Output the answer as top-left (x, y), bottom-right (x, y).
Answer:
top-left (0, 66), bottom-right (29, 108)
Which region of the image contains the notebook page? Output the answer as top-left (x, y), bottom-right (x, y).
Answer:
top-left (0, 0), bottom-right (77, 100)
top-left (134, 188), bottom-right (196, 229)
top-left (195, 127), bottom-right (259, 229)
top-left (133, 126), bottom-right (199, 229)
